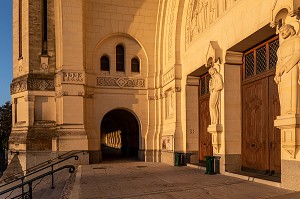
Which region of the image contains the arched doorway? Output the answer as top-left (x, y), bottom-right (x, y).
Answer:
top-left (100, 109), bottom-right (140, 161)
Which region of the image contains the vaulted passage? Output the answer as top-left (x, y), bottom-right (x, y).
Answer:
top-left (100, 109), bottom-right (139, 161)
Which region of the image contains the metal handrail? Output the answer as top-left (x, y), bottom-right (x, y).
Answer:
top-left (0, 150), bottom-right (85, 184)
top-left (0, 165), bottom-right (76, 198)
top-left (0, 155), bottom-right (78, 190)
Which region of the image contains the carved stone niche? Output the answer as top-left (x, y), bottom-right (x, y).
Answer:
top-left (270, 2), bottom-right (300, 159)
top-left (270, 0), bottom-right (300, 28)
top-left (206, 41), bottom-right (222, 68)
top-left (207, 124), bottom-right (223, 153)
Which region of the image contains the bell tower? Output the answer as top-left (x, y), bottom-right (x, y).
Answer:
top-left (9, 0), bottom-right (88, 170)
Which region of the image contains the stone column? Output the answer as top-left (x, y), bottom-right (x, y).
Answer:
top-left (186, 76), bottom-right (200, 164)
top-left (220, 51), bottom-right (243, 173)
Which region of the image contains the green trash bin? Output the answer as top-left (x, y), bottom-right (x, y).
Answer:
top-left (205, 156), bottom-right (216, 174)
top-left (174, 153), bottom-right (183, 166)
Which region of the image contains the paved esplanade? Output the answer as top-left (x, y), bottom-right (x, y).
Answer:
top-left (68, 161), bottom-right (299, 199)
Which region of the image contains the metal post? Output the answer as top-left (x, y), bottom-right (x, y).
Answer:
top-left (28, 182), bottom-right (33, 199)
top-left (21, 178), bottom-right (24, 199)
top-left (51, 165), bottom-right (54, 189)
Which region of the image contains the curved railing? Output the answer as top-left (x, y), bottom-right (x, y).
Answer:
top-left (0, 165), bottom-right (76, 199)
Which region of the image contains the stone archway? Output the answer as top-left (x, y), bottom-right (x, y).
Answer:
top-left (100, 109), bottom-right (140, 161)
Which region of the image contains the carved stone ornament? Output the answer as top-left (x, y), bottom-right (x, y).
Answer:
top-left (163, 68), bottom-right (175, 86)
top-left (97, 77), bottom-right (145, 88)
top-left (186, 0), bottom-right (237, 46)
top-left (167, 0), bottom-right (177, 60)
top-left (206, 41), bottom-right (222, 67)
top-left (270, 0), bottom-right (300, 28)
top-left (207, 124), bottom-right (223, 153)
top-left (11, 74), bottom-right (55, 94)
top-left (271, 3), bottom-right (300, 159)
top-left (63, 72), bottom-right (84, 83)
top-left (40, 55), bottom-right (49, 70)
top-left (165, 90), bottom-right (175, 119)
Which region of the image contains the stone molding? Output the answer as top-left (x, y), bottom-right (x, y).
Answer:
top-left (11, 74), bottom-right (55, 94)
top-left (186, 76), bottom-right (200, 86)
top-left (225, 51), bottom-right (243, 65)
top-left (97, 77), bottom-right (145, 88)
top-left (163, 68), bottom-right (175, 86)
top-left (34, 120), bottom-right (56, 127)
top-left (167, 0), bottom-right (177, 60)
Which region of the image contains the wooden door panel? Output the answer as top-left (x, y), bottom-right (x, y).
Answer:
top-left (242, 78), bottom-right (269, 171)
top-left (199, 96), bottom-right (212, 161)
top-left (268, 76), bottom-right (281, 174)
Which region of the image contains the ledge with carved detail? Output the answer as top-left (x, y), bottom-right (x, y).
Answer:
top-left (207, 124), bottom-right (223, 153)
top-left (96, 76), bottom-right (146, 89)
top-left (11, 74), bottom-right (55, 94)
top-left (274, 114), bottom-right (300, 159)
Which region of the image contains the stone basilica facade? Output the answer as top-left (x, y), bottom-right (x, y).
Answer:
top-left (8, 0), bottom-right (300, 191)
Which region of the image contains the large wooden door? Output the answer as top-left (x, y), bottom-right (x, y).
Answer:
top-left (242, 36), bottom-right (280, 175)
top-left (199, 73), bottom-right (213, 161)
top-left (199, 95), bottom-right (212, 161)
top-left (242, 78), bottom-right (269, 172)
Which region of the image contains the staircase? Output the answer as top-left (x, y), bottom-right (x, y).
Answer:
top-left (0, 150), bottom-right (87, 199)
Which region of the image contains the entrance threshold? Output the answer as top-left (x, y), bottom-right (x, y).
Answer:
top-left (224, 171), bottom-right (281, 188)
top-left (186, 163), bottom-right (281, 188)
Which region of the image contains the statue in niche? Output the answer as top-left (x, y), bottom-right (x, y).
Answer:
top-left (208, 64), bottom-right (223, 125)
top-left (274, 23), bottom-right (300, 115)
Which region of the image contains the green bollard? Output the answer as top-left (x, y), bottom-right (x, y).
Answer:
top-left (214, 156), bottom-right (221, 174)
top-left (205, 156), bottom-right (216, 174)
top-left (174, 153), bottom-right (182, 166)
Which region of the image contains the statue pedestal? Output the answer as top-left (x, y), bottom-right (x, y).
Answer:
top-left (274, 114), bottom-right (300, 159)
top-left (207, 124), bottom-right (223, 153)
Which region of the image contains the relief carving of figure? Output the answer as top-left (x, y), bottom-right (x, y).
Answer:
top-left (209, 66), bottom-right (223, 125)
top-left (274, 24), bottom-right (300, 115)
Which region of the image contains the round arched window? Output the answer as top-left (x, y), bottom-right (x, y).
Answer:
top-left (101, 56), bottom-right (110, 71)
top-left (116, 44), bottom-right (125, 71)
top-left (131, 57), bottom-right (140, 72)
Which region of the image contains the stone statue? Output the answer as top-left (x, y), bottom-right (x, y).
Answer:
top-left (208, 66), bottom-right (223, 125)
top-left (274, 23), bottom-right (300, 115)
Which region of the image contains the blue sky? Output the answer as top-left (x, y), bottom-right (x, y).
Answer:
top-left (0, 1), bottom-right (12, 105)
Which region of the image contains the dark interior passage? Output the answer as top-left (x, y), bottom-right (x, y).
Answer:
top-left (101, 109), bottom-right (139, 161)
